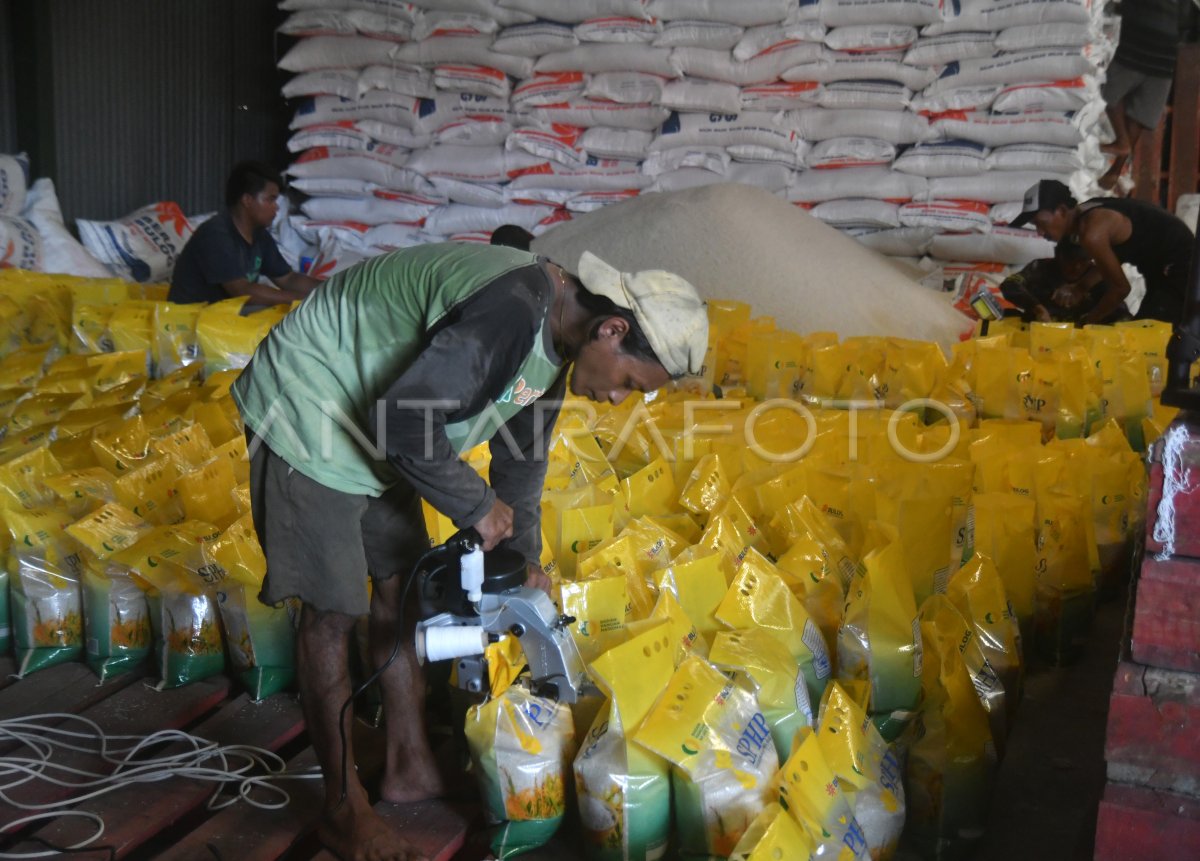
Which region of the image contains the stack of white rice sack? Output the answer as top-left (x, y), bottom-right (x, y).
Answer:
top-left (276, 0), bottom-right (1114, 278)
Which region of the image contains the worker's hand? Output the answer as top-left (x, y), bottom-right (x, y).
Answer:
top-left (473, 499), bottom-right (514, 551)
top-left (1051, 285), bottom-right (1086, 309)
top-left (1032, 304), bottom-right (1053, 323)
top-left (524, 563), bottom-right (552, 596)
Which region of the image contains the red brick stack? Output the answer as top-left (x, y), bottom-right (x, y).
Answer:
top-left (1096, 415), bottom-right (1200, 859)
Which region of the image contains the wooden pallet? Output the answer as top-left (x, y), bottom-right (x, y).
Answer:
top-left (0, 661), bottom-right (472, 860)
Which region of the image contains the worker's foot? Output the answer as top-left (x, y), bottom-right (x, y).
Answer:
top-left (1100, 141), bottom-right (1130, 157)
top-left (1099, 156), bottom-right (1129, 192)
top-left (378, 752), bottom-right (446, 804)
top-left (320, 802), bottom-right (429, 861)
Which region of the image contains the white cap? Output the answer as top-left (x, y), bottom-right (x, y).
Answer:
top-left (575, 251), bottom-right (709, 378)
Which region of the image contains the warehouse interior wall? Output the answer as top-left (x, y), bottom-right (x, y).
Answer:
top-left (4, 0), bottom-right (288, 223)
top-left (0, 1), bottom-right (17, 154)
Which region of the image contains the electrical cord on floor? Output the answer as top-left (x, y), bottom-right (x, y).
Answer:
top-left (335, 543), bottom-right (442, 810)
top-left (0, 714), bottom-right (321, 859)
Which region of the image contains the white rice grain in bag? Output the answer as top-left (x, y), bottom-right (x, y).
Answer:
top-left (565, 189), bottom-right (642, 213)
top-left (507, 187), bottom-right (576, 207)
top-left (358, 119), bottom-right (435, 149)
top-left (787, 166), bottom-right (926, 202)
top-left (406, 144), bottom-right (509, 183)
top-left (929, 225), bottom-right (1054, 265)
top-left (926, 49), bottom-right (1094, 92)
top-left (578, 127), bottom-right (655, 161)
top-left (727, 144), bottom-right (808, 169)
top-left (812, 199), bottom-right (902, 230)
top-left (535, 44), bottom-right (674, 76)
top-left (499, 0), bottom-right (650, 24)
top-left (648, 168), bottom-right (726, 193)
top-left (524, 99), bottom-right (670, 131)
top-left (893, 140), bottom-right (989, 177)
top-left (909, 84), bottom-right (1000, 114)
top-left (435, 177), bottom-right (507, 207)
top-left (786, 107), bottom-right (931, 145)
top-left (739, 81), bottom-right (822, 111)
top-left (584, 72), bottom-right (669, 105)
top-left (670, 43), bottom-right (824, 85)
top-left (357, 64), bottom-right (436, 99)
top-left (391, 36), bottom-right (535, 79)
top-left (925, 0), bottom-right (1090, 36)
top-left (575, 16), bottom-right (662, 43)
top-left (815, 50), bottom-right (939, 90)
top-left (654, 20), bottom-right (744, 49)
top-left (507, 126), bottom-right (588, 167)
top-left (995, 22), bottom-right (1092, 51)
top-left (77, 203), bottom-right (193, 283)
top-left (433, 65), bottom-right (511, 99)
top-left (819, 0), bottom-right (940, 27)
top-left (281, 70), bottom-right (361, 100)
top-left (647, 0), bottom-right (796, 27)
top-left (511, 73), bottom-right (587, 109)
top-left (412, 10), bottom-right (498, 41)
top-left (289, 176), bottom-right (375, 198)
top-left (903, 32), bottom-right (998, 67)
top-left (493, 21), bottom-right (578, 56)
top-left (278, 36), bottom-right (397, 72)
top-left (652, 111), bottom-right (805, 154)
top-left (301, 195), bottom-right (435, 226)
top-left (509, 157), bottom-right (653, 191)
top-left (642, 146), bottom-right (730, 177)
top-left (991, 79), bottom-right (1092, 113)
top-left (931, 111), bottom-right (1082, 147)
top-left (898, 200), bottom-right (994, 233)
top-left (289, 94), bottom-right (426, 131)
top-left (733, 22), bottom-right (828, 61)
top-left (278, 9), bottom-right (359, 37)
top-left (986, 142), bottom-right (1082, 173)
top-left (435, 117), bottom-right (512, 147)
top-left (659, 79), bottom-right (743, 114)
top-left (817, 80), bottom-right (911, 111)
top-left (806, 137), bottom-right (897, 169)
top-left (345, 9), bottom-right (419, 41)
top-left (824, 24), bottom-right (918, 51)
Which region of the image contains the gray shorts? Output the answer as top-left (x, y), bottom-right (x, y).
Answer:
top-left (246, 437), bottom-right (429, 616)
top-left (1102, 59), bottom-right (1173, 130)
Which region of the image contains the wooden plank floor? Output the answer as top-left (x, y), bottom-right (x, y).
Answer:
top-left (0, 662), bottom-right (482, 861)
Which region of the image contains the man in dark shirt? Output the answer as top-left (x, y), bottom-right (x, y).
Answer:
top-left (1099, 0), bottom-right (1182, 190)
top-left (169, 161), bottom-right (320, 305)
top-left (1000, 241), bottom-right (1132, 324)
top-left (1011, 179), bottom-right (1194, 323)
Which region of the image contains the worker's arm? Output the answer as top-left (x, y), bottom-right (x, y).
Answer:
top-left (271, 270), bottom-right (322, 296)
top-left (220, 277), bottom-right (308, 306)
top-left (1077, 226), bottom-right (1133, 324)
top-left (999, 263), bottom-right (1053, 322)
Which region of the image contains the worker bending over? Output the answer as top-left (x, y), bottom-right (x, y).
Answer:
top-left (1000, 241), bottom-right (1131, 325)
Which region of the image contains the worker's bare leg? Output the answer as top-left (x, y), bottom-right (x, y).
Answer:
top-left (300, 604), bottom-right (428, 861)
top-left (1103, 100), bottom-right (1133, 156)
top-left (370, 573), bottom-right (446, 804)
top-left (1101, 113), bottom-right (1145, 191)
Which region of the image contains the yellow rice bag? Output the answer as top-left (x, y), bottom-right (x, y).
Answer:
top-left (728, 803), bottom-right (815, 861)
top-left (113, 457), bottom-right (186, 525)
top-left (775, 727), bottom-right (870, 859)
top-left (65, 502), bottom-right (153, 561)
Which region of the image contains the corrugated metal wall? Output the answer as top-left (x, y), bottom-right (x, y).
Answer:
top-left (11, 0), bottom-right (286, 222)
top-left (0, 2), bottom-right (17, 154)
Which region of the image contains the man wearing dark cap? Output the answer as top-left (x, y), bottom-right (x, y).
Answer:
top-left (1011, 179), bottom-right (1194, 324)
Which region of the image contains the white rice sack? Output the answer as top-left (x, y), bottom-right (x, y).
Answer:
top-left (728, 163), bottom-right (794, 191)
top-left (19, 179), bottom-right (111, 277)
top-left (435, 117), bottom-right (513, 147)
top-left (512, 73), bottom-right (587, 109)
top-left (278, 36), bottom-right (397, 72)
top-left (728, 144), bottom-right (808, 169)
top-left (0, 215), bottom-right (42, 271)
top-left (280, 0), bottom-right (419, 20)
top-left (575, 16), bottom-right (662, 43)
top-left (493, 21), bottom-right (578, 56)
top-left (507, 187), bottom-right (576, 206)
top-left (357, 119), bottom-right (436, 148)
top-left (565, 189), bottom-right (642, 212)
top-left (435, 177), bottom-right (507, 206)
top-left (651, 111), bottom-right (805, 154)
top-left (903, 32), bottom-right (999, 67)
top-left (649, 167), bottom-right (727, 193)
top-left (347, 9), bottom-right (420, 40)
top-left (807, 137), bottom-right (897, 169)
top-left (288, 144), bottom-right (408, 182)
top-left (363, 222), bottom-right (424, 249)
top-left (929, 225), bottom-right (1054, 265)
top-left (817, 80), bottom-right (910, 111)
top-left (408, 0), bottom-right (534, 27)
top-left (507, 126), bottom-right (588, 167)
top-left (655, 20), bottom-right (745, 49)
top-left (812, 199), bottom-right (902, 229)
top-left (282, 70), bottom-right (361, 100)
top-left (927, 170), bottom-right (1063, 203)
top-left (412, 11), bottom-right (498, 40)
top-left (642, 146), bottom-right (730, 176)
top-left (425, 93), bottom-right (512, 127)
top-left (733, 22), bottom-right (828, 61)
top-left (824, 25), bottom-right (918, 52)
top-left (391, 37), bottom-right (535, 79)
top-left (786, 108), bottom-right (931, 144)
top-left (931, 111), bottom-right (1082, 147)
top-left (898, 199), bottom-right (993, 232)
top-left (406, 144), bottom-right (510, 183)
top-left (531, 183), bottom-right (973, 345)
top-left (991, 79), bottom-right (1092, 113)
top-left (647, 0), bottom-right (797, 27)
top-left (424, 201), bottom-right (557, 235)
top-left (910, 85), bottom-right (999, 113)
top-left (813, 50), bottom-right (939, 90)
top-left (535, 44), bottom-right (674, 76)
top-left (990, 200), bottom-right (1022, 224)
top-left (578, 127), bottom-right (654, 161)
top-left (433, 65), bottom-right (511, 99)
top-left (77, 203), bottom-right (194, 283)
top-left (509, 157), bottom-right (653, 190)
top-left (358, 64), bottom-right (437, 99)
top-left (301, 195), bottom-right (436, 226)
top-left (279, 10), bottom-right (364, 37)
top-left (740, 81), bottom-right (822, 111)
top-left (309, 235), bottom-right (374, 280)
top-left (925, 0), bottom-right (1090, 36)
top-left (819, 0), bottom-right (940, 27)
top-left (853, 225), bottom-right (936, 256)
top-left (498, 0), bottom-right (650, 24)
top-left (584, 72), bottom-right (669, 105)
top-left (787, 166), bottom-right (927, 202)
top-left (670, 44), bottom-right (823, 85)
top-left (523, 99), bottom-right (670, 131)
top-left (0, 153), bottom-right (29, 217)
top-left (926, 50), bottom-right (1094, 91)
top-left (986, 142), bottom-right (1083, 173)
top-left (995, 22), bottom-right (1092, 51)
top-left (893, 140), bottom-right (989, 177)
top-left (289, 93), bottom-right (429, 131)
top-left (660, 79), bottom-right (743, 113)
top-left (290, 176), bottom-right (376, 197)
